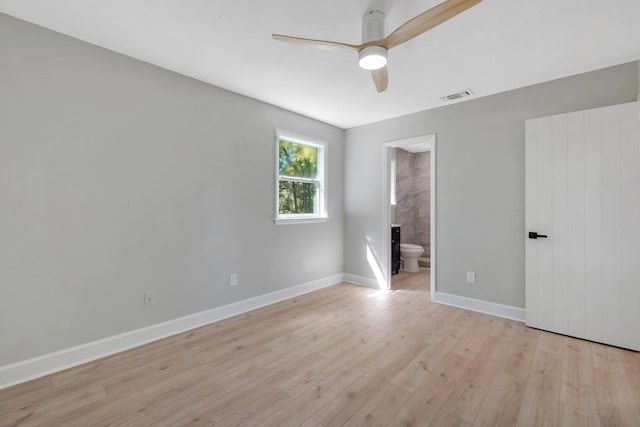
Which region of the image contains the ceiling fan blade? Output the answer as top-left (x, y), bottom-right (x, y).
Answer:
top-left (272, 34), bottom-right (361, 53)
top-left (371, 67), bottom-right (388, 93)
top-left (380, 0), bottom-right (482, 49)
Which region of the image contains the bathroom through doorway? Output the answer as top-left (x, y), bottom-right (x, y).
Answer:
top-left (382, 134), bottom-right (436, 299)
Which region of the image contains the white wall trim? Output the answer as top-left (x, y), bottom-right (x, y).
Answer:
top-left (342, 273), bottom-right (380, 289)
top-left (0, 274), bottom-right (343, 390)
top-left (434, 291), bottom-right (525, 322)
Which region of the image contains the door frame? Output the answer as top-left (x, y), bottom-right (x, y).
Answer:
top-left (381, 134), bottom-right (436, 299)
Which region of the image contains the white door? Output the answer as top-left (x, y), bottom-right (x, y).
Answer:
top-left (525, 102), bottom-right (640, 351)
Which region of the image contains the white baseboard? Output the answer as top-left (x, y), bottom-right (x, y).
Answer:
top-left (342, 273), bottom-right (381, 289)
top-left (0, 274), bottom-right (343, 390)
top-left (434, 291), bottom-right (525, 322)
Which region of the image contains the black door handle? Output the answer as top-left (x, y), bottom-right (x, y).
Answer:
top-left (529, 232), bottom-right (548, 239)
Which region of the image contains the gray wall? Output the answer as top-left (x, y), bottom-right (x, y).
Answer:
top-left (344, 61), bottom-right (638, 308)
top-left (0, 13), bottom-right (344, 366)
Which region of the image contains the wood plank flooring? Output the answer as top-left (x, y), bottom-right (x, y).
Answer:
top-left (1, 270), bottom-right (640, 426)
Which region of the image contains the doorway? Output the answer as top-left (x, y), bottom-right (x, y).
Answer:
top-left (382, 134), bottom-right (436, 299)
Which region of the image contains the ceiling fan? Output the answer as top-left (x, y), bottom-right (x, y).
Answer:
top-left (272, 0), bottom-right (482, 93)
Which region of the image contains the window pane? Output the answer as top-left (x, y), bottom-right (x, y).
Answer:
top-left (279, 181), bottom-right (318, 214)
top-left (279, 140), bottom-right (318, 178)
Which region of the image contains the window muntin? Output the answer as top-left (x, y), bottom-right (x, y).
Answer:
top-left (276, 131), bottom-right (326, 222)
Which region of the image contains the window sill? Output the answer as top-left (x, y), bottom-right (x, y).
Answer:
top-left (274, 217), bottom-right (329, 226)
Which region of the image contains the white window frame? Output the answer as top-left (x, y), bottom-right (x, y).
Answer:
top-left (275, 129), bottom-right (328, 225)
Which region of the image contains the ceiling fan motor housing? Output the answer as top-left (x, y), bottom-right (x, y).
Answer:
top-left (359, 10), bottom-right (388, 71)
top-left (362, 10), bottom-right (385, 43)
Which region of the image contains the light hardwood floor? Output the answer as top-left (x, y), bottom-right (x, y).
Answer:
top-left (2, 271), bottom-right (640, 426)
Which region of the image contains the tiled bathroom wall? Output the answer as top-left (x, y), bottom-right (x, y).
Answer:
top-left (395, 148), bottom-right (415, 244)
top-left (413, 151), bottom-right (431, 257)
top-left (394, 148), bottom-right (430, 257)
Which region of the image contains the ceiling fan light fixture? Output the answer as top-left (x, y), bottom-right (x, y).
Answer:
top-left (358, 46), bottom-right (388, 70)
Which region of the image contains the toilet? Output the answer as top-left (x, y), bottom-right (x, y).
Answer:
top-left (400, 243), bottom-right (424, 273)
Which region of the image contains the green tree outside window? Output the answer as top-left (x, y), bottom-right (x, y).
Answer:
top-left (278, 140), bottom-right (319, 214)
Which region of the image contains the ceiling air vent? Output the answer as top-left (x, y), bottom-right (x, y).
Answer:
top-left (440, 89), bottom-right (474, 102)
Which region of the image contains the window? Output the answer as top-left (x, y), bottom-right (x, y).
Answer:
top-left (275, 130), bottom-right (327, 224)
top-left (390, 159), bottom-right (397, 206)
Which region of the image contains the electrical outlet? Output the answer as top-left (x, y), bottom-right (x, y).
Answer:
top-left (144, 291), bottom-right (155, 306)
top-left (229, 273), bottom-right (238, 287)
top-left (466, 272), bottom-right (476, 284)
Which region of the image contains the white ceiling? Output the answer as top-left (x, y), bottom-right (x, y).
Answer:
top-left (1, 0), bottom-right (639, 129)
